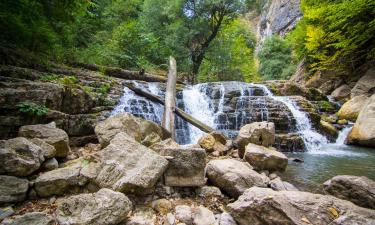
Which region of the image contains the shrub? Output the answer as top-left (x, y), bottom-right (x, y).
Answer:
top-left (39, 74), bottom-right (59, 82)
top-left (17, 101), bottom-right (49, 117)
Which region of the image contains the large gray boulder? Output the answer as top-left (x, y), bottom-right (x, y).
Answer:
top-left (160, 147), bottom-right (206, 187)
top-left (0, 137), bottom-right (44, 176)
top-left (351, 67), bottom-right (375, 98)
top-left (19, 122), bottom-right (70, 157)
top-left (95, 132), bottom-right (168, 194)
top-left (0, 175), bottom-right (29, 204)
top-left (235, 122), bottom-right (275, 158)
top-left (205, 159), bottom-right (269, 198)
top-left (324, 175), bottom-right (375, 209)
top-left (228, 187), bottom-right (375, 225)
top-left (244, 143), bottom-right (288, 172)
top-left (330, 84), bottom-right (351, 101)
top-left (0, 212), bottom-right (54, 225)
top-left (29, 138), bottom-right (56, 159)
top-left (337, 95), bottom-right (369, 121)
top-left (56, 188), bottom-right (132, 225)
top-left (348, 94), bottom-right (375, 147)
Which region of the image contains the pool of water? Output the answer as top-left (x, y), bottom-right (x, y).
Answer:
top-left (280, 144), bottom-right (375, 193)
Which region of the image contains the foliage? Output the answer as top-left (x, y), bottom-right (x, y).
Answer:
top-left (258, 35), bottom-right (296, 80)
top-left (17, 101), bottom-right (49, 117)
top-left (39, 74), bottom-right (60, 82)
top-left (57, 76), bottom-right (79, 87)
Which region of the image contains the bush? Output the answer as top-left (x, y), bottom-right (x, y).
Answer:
top-left (39, 74), bottom-right (59, 82)
top-left (17, 101), bottom-right (49, 117)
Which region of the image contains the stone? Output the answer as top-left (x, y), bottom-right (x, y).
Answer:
top-left (192, 206), bottom-right (216, 225)
top-left (324, 175), bottom-right (375, 209)
top-left (351, 67), bottom-right (375, 97)
top-left (348, 94), bottom-right (375, 147)
top-left (160, 147), bottom-right (206, 187)
top-left (205, 159), bottom-right (269, 198)
top-left (19, 122), bottom-right (70, 157)
top-left (217, 212), bottom-right (237, 225)
top-left (337, 95), bottom-right (369, 121)
top-left (274, 133), bottom-right (305, 152)
top-left (330, 84), bottom-right (351, 101)
top-left (151, 199), bottom-right (172, 215)
top-left (126, 206), bottom-right (156, 225)
top-left (337, 119), bottom-right (348, 125)
top-left (1, 212), bottom-right (54, 225)
top-left (0, 176), bottom-right (28, 204)
top-left (0, 207), bottom-right (14, 220)
top-left (228, 187), bottom-right (375, 225)
top-left (319, 120), bottom-right (338, 140)
top-left (195, 186), bottom-right (223, 198)
top-left (95, 132), bottom-right (168, 194)
top-left (150, 138), bottom-right (180, 153)
top-left (198, 134), bottom-right (216, 152)
top-left (56, 188), bottom-right (132, 225)
top-left (0, 137), bottom-right (44, 176)
top-left (243, 144), bottom-right (288, 172)
top-left (166, 213), bottom-right (175, 225)
top-left (235, 122), bottom-right (275, 158)
top-left (141, 132), bottom-right (162, 147)
top-left (175, 205), bottom-right (193, 225)
top-left (29, 138), bottom-right (56, 159)
top-left (41, 158), bottom-right (58, 171)
top-left (269, 177), bottom-right (298, 191)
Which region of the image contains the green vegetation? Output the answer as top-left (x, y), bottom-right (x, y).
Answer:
top-left (39, 74), bottom-right (60, 82)
top-left (17, 101), bottom-right (49, 117)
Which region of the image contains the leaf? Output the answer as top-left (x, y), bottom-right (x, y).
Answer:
top-left (328, 207), bottom-right (339, 219)
top-left (301, 217), bottom-right (311, 224)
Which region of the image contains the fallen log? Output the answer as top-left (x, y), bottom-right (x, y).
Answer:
top-left (162, 57), bottom-right (177, 139)
top-left (124, 83), bottom-right (216, 134)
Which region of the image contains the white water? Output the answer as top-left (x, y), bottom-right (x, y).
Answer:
top-left (335, 125), bottom-right (352, 145)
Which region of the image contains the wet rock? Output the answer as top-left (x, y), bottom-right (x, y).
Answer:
top-left (337, 119), bottom-right (348, 125)
top-left (195, 186), bottom-right (223, 198)
top-left (351, 67), bottom-right (375, 97)
top-left (192, 206), bottom-right (216, 225)
top-left (324, 175), bottom-right (375, 209)
top-left (95, 132), bottom-right (168, 194)
top-left (152, 199), bottom-right (172, 215)
top-left (331, 84), bottom-right (351, 101)
top-left (235, 122), bottom-right (275, 158)
top-left (175, 205), bottom-right (192, 225)
top-left (0, 175), bottom-right (28, 204)
top-left (244, 143), bottom-right (288, 172)
top-left (269, 177), bottom-right (298, 191)
top-left (56, 188), bottom-right (132, 225)
top-left (149, 138), bottom-right (180, 153)
top-left (337, 95), bottom-right (369, 121)
top-left (216, 212), bottom-right (237, 225)
top-left (19, 122), bottom-right (70, 157)
top-left (348, 94), bottom-right (375, 147)
top-left (228, 187), bottom-right (375, 225)
top-left (206, 159), bottom-right (269, 198)
top-left (274, 133), bottom-right (305, 152)
top-left (1, 212), bottom-right (54, 225)
top-left (29, 138), bottom-right (56, 159)
top-left (41, 158), bottom-right (58, 171)
top-left (319, 120), bottom-right (338, 140)
top-left (0, 137), bottom-right (44, 176)
top-left (160, 147), bottom-right (206, 187)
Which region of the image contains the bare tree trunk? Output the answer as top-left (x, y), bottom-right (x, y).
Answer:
top-left (162, 57), bottom-right (177, 140)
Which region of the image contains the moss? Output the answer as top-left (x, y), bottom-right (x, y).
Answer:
top-left (307, 88), bottom-right (327, 101)
top-left (316, 101), bottom-right (335, 112)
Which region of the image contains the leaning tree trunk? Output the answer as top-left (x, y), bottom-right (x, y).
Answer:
top-left (162, 57), bottom-right (177, 140)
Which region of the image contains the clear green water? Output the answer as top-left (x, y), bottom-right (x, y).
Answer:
top-left (280, 144), bottom-right (375, 193)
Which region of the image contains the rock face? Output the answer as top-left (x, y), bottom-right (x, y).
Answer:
top-left (0, 175), bottom-right (29, 204)
top-left (160, 147), bottom-right (206, 187)
top-left (244, 144), bottom-right (288, 172)
top-left (348, 94), bottom-right (375, 147)
top-left (0, 137), bottom-right (44, 176)
top-left (205, 159), bottom-right (269, 198)
top-left (1, 212), bottom-right (54, 225)
top-left (235, 122), bottom-right (275, 158)
top-left (337, 95), bottom-right (369, 121)
top-left (56, 188), bottom-right (132, 225)
top-left (324, 175), bottom-right (375, 209)
top-left (351, 67), bottom-right (375, 97)
top-left (331, 84), bottom-right (351, 101)
top-left (228, 187), bottom-right (375, 225)
top-left (95, 132), bottom-right (168, 193)
top-left (19, 122), bottom-right (70, 157)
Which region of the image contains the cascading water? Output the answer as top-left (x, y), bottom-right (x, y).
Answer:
top-left (335, 125), bottom-right (352, 145)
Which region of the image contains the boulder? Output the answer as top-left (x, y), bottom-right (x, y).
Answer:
top-left (243, 144), bottom-right (288, 172)
top-left (160, 147), bottom-right (206, 187)
top-left (274, 133), bottom-right (305, 152)
top-left (151, 199), bottom-right (172, 215)
top-left (175, 205), bottom-right (193, 225)
top-left (324, 175), bottom-right (375, 209)
top-left (227, 187), bottom-right (375, 225)
top-left (0, 137), bottom-right (44, 176)
top-left (0, 212), bottom-right (54, 225)
top-left (269, 177), bottom-right (298, 191)
top-left (149, 138), bottom-right (180, 153)
top-left (198, 134), bottom-right (216, 152)
top-left (319, 120), bottom-right (338, 140)
top-left (29, 138), bottom-right (56, 159)
top-left (19, 122), bottom-right (70, 157)
top-left (0, 175), bottom-right (29, 204)
top-left (330, 84), bottom-right (351, 101)
top-left (348, 94), bottom-right (375, 147)
top-left (192, 206), bottom-right (216, 225)
top-left (205, 159), bottom-right (269, 198)
top-left (195, 186), bottom-right (223, 198)
top-left (217, 212), bottom-right (237, 225)
top-left (235, 122), bottom-right (275, 158)
top-left (351, 67), bottom-right (375, 97)
top-left (337, 95), bottom-right (369, 121)
top-left (41, 158), bottom-right (58, 171)
top-left (56, 188), bottom-right (132, 225)
top-left (95, 132), bottom-right (168, 194)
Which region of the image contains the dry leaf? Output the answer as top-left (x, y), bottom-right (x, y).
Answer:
top-left (301, 217), bottom-right (311, 224)
top-left (328, 207), bottom-right (339, 218)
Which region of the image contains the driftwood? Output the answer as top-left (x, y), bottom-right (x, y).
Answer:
top-left (124, 83), bottom-right (215, 134)
top-left (162, 57), bottom-right (177, 139)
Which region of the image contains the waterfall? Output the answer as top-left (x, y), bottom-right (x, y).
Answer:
top-left (335, 125), bottom-right (352, 145)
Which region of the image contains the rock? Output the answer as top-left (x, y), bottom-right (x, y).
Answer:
top-left (126, 207), bottom-right (156, 225)
top-left (331, 84), bottom-right (351, 101)
top-left (175, 205), bottom-right (192, 225)
top-left (227, 187), bottom-right (375, 225)
top-left (152, 199), bottom-right (172, 215)
top-left (319, 120), bottom-right (338, 140)
top-left (95, 132), bottom-right (168, 194)
top-left (274, 133), bottom-right (305, 152)
top-left (160, 147), bottom-right (206, 187)
top-left (29, 138), bottom-right (56, 159)
top-left (195, 186), bottom-right (223, 198)
top-left (141, 132), bottom-right (162, 147)
top-left (0, 212), bottom-right (54, 225)
top-left (0, 137), bottom-right (44, 176)
top-left (165, 213), bottom-right (175, 225)
top-left (56, 188), bottom-right (132, 225)
top-left (19, 122), bottom-right (70, 157)
top-left (243, 143), bottom-right (288, 172)
top-left (217, 212), bottom-right (237, 225)
top-left (269, 177), bottom-right (298, 191)
top-left (351, 67), bottom-right (375, 97)
top-left (324, 175), bottom-right (375, 209)
top-left (235, 122), bottom-right (275, 158)
top-left (192, 206), bottom-right (216, 225)
top-left (205, 159), bottom-right (269, 198)
top-left (198, 134), bottom-right (216, 152)
top-left (0, 175), bottom-right (28, 204)
top-left (149, 138), bottom-right (180, 153)
top-left (41, 158), bottom-right (58, 171)
top-left (348, 94), bottom-right (375, 147)
top-left (337, 95), bottom-right (369, 121)
top-left (0, 207), bottom-right (14, 220)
